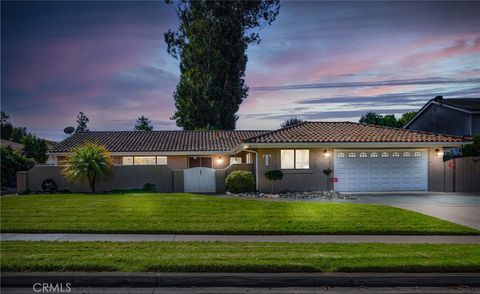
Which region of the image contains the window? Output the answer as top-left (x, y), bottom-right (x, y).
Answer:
top-left (189, 156), bottom-right (212, 168)
top-left (246, 153), bottom-right (253, 164)
top-left (122, 157), bottom-right (133, 165)
top-left (348, 152), bottom-right (356, 158)
top-left (414, 151), bottom-right (422, 157)
top-left (381, 152), bottom-right (389, 157)
top-left (359, 152), bottom-right (367, 158)
top-left (403, 152), bottom-right (411, 157)
top-left (134, 156), bottom-right (156, 165)
top-left (157, 156), bottom-right (167, 165)
top-left (230, 157), bottom-right (242, 165)
top-left (337, 152), bottom-right (345, 158)
top-left (392, 152), bottom-right (400, 157)
top-left (280, 150), bottom-right (295, 169)
top-left (281, 149), bottom-right (309, 169)
top-left (295, 149), bottom-right (309, 169)
top-left (370, 152), bottom-right (378, 157)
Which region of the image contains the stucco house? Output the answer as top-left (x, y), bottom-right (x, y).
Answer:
top-left (404, 96), bottom-right (480, 137)
top-left (17, 121), bottom-right (470, 194)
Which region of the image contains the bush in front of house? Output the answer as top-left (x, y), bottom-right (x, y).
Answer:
top-left (143, 183), bottom-right (156, 192)
top-left (1, 146), bottom-right (35, 188)
top-left (226, 170), bottom-right (256, 193)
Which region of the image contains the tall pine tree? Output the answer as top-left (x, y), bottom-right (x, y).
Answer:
top-left (165, 0), bottom-right (280, 130)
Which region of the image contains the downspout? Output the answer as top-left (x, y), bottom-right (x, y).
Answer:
top-left (243, 149), bottom-right (259, 191)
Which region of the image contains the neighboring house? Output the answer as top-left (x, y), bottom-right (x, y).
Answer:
top-left (1, 139), bottom-right (24, 152)
top-left (21, 121), bottom-right (469, 194)
top-left (404, 96), bottom-right (480, 137)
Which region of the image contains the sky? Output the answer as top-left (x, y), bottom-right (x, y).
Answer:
top-left (2, 1), bottom-right (479, 141)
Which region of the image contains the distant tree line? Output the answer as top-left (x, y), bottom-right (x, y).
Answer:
top-left (359, 111), bottom-right (417, 128)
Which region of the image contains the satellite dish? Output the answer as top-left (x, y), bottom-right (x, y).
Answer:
top-left (64, 126), bottom-right (75, 135)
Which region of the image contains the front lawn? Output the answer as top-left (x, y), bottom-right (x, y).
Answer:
top-left (2, 241), bottom-right (479, 272)
top-left (1, 193), bottom-right (478, 235)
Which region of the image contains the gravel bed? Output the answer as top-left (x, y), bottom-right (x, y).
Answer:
top-left (226, 191), bottom-right (356, 200)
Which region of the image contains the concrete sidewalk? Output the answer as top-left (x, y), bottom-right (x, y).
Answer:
top-left (2, 233), bottom-right (480, 243)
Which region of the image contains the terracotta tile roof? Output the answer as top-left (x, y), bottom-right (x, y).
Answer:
top-left (246, 122), bottom-right (469, 144)
top-left (51, 130), bottom-right (269, 153)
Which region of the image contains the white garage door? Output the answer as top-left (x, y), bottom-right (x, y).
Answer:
top-left (334, 150), bottom-right (428, 192)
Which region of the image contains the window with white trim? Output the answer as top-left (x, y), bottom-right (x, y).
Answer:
top-left (281, 149), bottom-right (309, 169)
top-left (348, 152), bottom-right (356, 158)
top-left (381, 152), bottom-right (389, 157)
top-left (370, 152), bottom-right (378, 157)
top-left (230, 157), bottom-right (242, 165)
top-left (134, 156), bottom-right (156, 165)
top-left (122, 157), bottom-right (133, 165)
top-left (157, 156), bottom-right (168, 165)
top-left (246, 153), bottom-right (253, 164)
top-left (392, 152), bottom-right (400, 157)
top-left (359, 152), bottom-right (367, 158)
top-left (414, 151), bottom-right (422, 157)
top-left (403, 152), bottom-right (411, 157)
top-left (337, 152), bottom-right (345, 158)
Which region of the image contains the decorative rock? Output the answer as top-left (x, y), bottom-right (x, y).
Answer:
top-left (226, 191), bottom-right (356, 200)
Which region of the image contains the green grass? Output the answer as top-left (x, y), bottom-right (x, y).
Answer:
top-left (1, 193), bottom-right (478, 235)
top-left (2, 241), bottom-right (479, 272)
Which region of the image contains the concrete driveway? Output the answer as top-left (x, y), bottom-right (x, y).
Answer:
top-left (345, 192), bottom-right (480, 230)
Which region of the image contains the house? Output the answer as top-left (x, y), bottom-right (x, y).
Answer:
top-left (404, 96), bottom-right (480, 137)
top-left (1, 139), bottom-right (24, 152)
top-left (17, 121), bottom-right (469, 194)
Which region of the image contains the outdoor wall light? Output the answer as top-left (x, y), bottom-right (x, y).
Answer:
top-left (323, 150), bottom-right (330, 157)
top-left (435, 148), bottom-right (444, 156)
top-left (216, 157), bottom-right (224, 164)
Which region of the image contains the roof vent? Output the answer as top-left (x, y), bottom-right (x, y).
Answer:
top-left (433, 95), bottom-right (443, 102)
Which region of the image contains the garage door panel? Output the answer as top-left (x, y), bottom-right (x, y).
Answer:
top-left (334, 150), bottom-right (427, 192)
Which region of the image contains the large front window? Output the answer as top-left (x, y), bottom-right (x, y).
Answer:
top-left (281, 149), bottom-right (309, 170)
top-left (122, 156), bottom-right (167, 165)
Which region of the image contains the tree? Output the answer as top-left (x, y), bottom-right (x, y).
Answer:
top-left (1, 146), bottom-right (35, 188)
top-left (264, 170), bottom-right (283, 194)
top-left (382, 114), bottom-right (398, 127)
top-left (134, 115), bottom-right (154, 131)
top-left (62, 143), bottom-right (113, 193)
top-left (165, 0), bottom-right (280, 130)
top-left (1, 111), bottom-right (13, 140)
top-left (21, 134), bottom-right (49, 163)
top-left (10, 127), bottom-right (27, 143)
top-left (75, 112), bottom-right (89, 133)
top-left (463, 135), bottom-right (480, 157)
top-left (398, 111), bottom-right (417, 127)
top-left (359, 112), bottom-right (384, 125)
top-left (281, 117), bottom-right (303, 128)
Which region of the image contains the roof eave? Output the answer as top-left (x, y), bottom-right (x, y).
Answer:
top-left (241, 141), bottom-right (469, 149)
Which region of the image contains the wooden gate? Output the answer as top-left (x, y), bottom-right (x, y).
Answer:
top-left (184, 167), bottom-right (216, 193)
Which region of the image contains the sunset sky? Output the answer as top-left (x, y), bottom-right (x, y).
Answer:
top-left (2, 1), bottom-right (479, 141)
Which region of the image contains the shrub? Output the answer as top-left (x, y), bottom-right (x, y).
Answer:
top-left (143, 183), bottom-right (156, 192)
top-left (264, 170), bottom-right (283, 194)
top-left (41, 179), bottom-right (58, 193)
top-left (226, 170), bottom-right (255, 193)
top-left (1, 146), bottom-right (35, 188)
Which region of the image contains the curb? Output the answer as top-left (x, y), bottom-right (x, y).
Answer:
top-left (2, 273), bottom-right (480, 288)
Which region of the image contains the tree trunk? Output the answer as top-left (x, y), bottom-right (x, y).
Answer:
top-left (271, 181), bottom-right (274, 194)
top-left (89, 173), bottom-right (96, 193)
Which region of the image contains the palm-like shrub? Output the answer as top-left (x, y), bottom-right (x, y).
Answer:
top-left (62, 143), bottom-right (112, 193)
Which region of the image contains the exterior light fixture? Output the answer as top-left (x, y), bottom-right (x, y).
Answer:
top-left (323, 149), bottom-right (330, 157)
top-left (216, 157), bottom-right (224, 164)
top-left (435, 148), bottom-right (444, 156)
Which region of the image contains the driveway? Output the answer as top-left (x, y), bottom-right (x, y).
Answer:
top-left (345, 192), bottom-right (480, 230)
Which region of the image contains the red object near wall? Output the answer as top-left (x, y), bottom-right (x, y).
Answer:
top-left (330, 177), bottom-right (338, 183)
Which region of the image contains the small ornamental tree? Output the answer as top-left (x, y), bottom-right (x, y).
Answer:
top-left (322, 167), bottom-right (333, 190)
top-left (264, 170), bottom-right (283, 194)
top-left (62, 143), bottom-right (113, 193)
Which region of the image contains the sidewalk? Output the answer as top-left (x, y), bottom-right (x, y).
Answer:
top-left (2, 233), bottom-right (480, 243)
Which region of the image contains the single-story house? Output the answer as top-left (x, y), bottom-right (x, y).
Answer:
top-left (404, 96), bottom-right (480, 137)
top-left (19, 121), bottom-right (470, 194)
